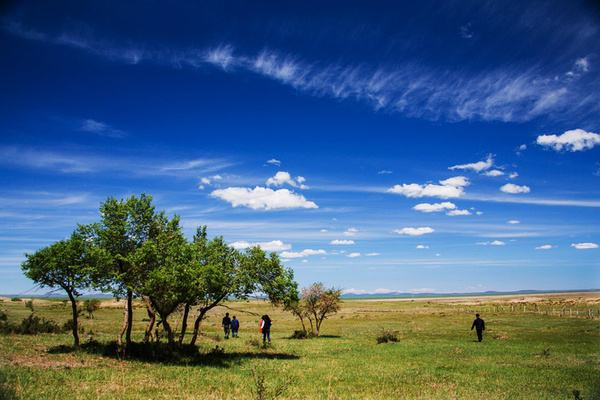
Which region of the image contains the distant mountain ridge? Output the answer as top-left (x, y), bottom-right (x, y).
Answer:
top-left (341, 289), bottom-right (599, 299)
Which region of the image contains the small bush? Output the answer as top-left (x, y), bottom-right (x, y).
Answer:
top-left (25, 300), bottom-right (34, 312)
top-left (16, 314), bottom-right (62, 334)
top-left (10, 297), bottom-right (20, 302)
top-left (0, 309), bottom-right (7, 322)
top-left (376, 329), bottom-right (399, 344)
top-left (83, 299), bottom-right (101, 319)
top-left (289, 330), bottom-right (309, 339)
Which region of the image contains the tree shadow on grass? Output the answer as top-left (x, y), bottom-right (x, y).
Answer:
top-left (48, 341), bottom-right (299, 367)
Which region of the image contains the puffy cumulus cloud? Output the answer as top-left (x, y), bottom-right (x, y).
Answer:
top-left (483, 169), bottom-right (505, 177)
top-left (330, 239), bottom-right (355, 245)
top-left (347, 252), bottom-right (361, 258)
top-left (343, 227), bottom-right (359, 237)
top-left (507, 220), bottom-right (520, 224)
top-left (477, 240), bottom-right (506, 246)
top-left (536, 129), bottom-right (600, 152)
top-left (439, 176), bottom-right (470, 187)
top-left (413, 202), bottom-right (456, 213)
top-left (266, 171), bottom-right (308, 189)
top-left (394, 227), bottom-right (434, 236)
top-left (447, 209), bottom-right (471, 216)
top-left (211, 186), bottom-right (318, 210)
top-left (570, 242), bottom-right (598, 250)
top-left (535, 244), bottom-right (554, 250)
top-left (230, 240), bottom-right (291, 252)
top-left (449, 155), bottom-right (493, 172)
top-left (500, 183), bottom-right (531, 194)
top-left (281, 249), bottom-right (326, 258)
top-left (509, 172), bottom-right (519, 179)
top-left (266, 158), bottom-right (281, 166)
top-left (416, 244), bottom-right (429, 249)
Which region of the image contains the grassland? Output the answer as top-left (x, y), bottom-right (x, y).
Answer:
top-left (1, 292), bottom-right (599, 399)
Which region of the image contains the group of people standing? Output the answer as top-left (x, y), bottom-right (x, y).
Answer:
top-left (221, 312), bottom-right (272, 343)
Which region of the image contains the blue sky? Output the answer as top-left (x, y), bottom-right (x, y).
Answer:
top-left (1, 0), bottom-right (599, 295)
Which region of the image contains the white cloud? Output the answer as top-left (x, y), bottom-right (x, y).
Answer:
top-left (320, 229), bottom-right (328, 233)
top-left (211, 186), bottom-right (318, 210)
top-left (8, 22), bottom-right (599, 124)
top-left (570, 242), bottom-right (598, 250)
top-left (80, 119), bottom-right (126, 138)
top-left (394, 227), bottom-right (434, 236)
top-left (347, 252), bottom-right (361, 258)
top-left (266, 171), bottom-right (308, 189)
top-left (535, 244), bottom-right (554, 250)
top-left (366, 252), bottom-right (380, 256)
top-left (416, 244), bottom-right (429, 249)
top-left (438, 176), bottom-right (470, 187)
top-left (477, 240), bottom-right (506, 246)
top-left (447, 209), bottom-right (471, 216)
top-left (343, 227), bottom-right (359, 237)
top-left (230, 240), bottom-right (291, 252)
top-left (507, 220), bottom-right (520, 224)
top-left (509, 172), bottom-right (519, 179)
top-left (500, 183), bottom-right (531, 194)
top-left (330, 239), bottom-right (355, 245)
top-left (574, 57), bottom-right (590, 73)
top-left (449, 155), bottom-right (493, 173)
top-left (378, 170), bottom-right (392, 175)
top-left (281, 249), bottom-right (326, 258)
top-left (536, 129), bottom-right (600, 152)
top-left (204, 45), bottom-right (236, 69)
top-left (483, 169), bottom-right (504, 177)
top-left (413, 202), bottom-right (456, 213)
top-left (475, 211), bottom-right (484, 215)
top-left (266, 158), bottom-right (281, 166)
top-left (518, 144), bottom-right (527, 151)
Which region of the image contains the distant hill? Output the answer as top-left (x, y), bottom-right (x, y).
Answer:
top-left (341, 289), bottom-right (600, 299)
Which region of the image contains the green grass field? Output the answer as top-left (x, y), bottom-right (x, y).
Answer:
top-left (1, 293), bottom-right (599, 399)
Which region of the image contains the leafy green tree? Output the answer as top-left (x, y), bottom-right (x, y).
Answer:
top-left (95, 194), bottom-right (163, 347)
top-left (21, 229), bottom-right (105, 347)
top-left (186, 230), bottom-right (298, 346)
top-left (83, 299), bottom-right (101, 319)
top-left (133, 215), bottom-right (192, 345)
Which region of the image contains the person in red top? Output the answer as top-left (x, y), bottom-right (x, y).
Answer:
top-left (260, 315), bottom-right (272, 344)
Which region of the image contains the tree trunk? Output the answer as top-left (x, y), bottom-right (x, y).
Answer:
top-left (162, 316), bottom-right (175, 345)
top-left (189, 309), bottom-right (207, 346)
top-left (67, 291), bottom-right (80, 348)
top-left (143, 296), bottom-right (155, 343)
top-left (125, 289), bottom-right (133, 346)
top-left (178, 303), bottom-right (191, 346)
top-left (118, 294), bottom-right (129, 346)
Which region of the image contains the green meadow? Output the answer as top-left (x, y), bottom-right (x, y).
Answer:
top-left (1, 293), bottom-right (599, 400)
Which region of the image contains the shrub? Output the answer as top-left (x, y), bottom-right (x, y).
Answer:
top-left (289, 330), bottom-right (309, 339)
top-left (376, 329), bottom-right (399, 344)
top-left (10, 297), bottom-right (20, 302)
top-left (83, 299), bottom-right (101, 319)
top-left (25, 300), bottom-right (34, 312)
top-left (16, 314), bottom-right (62, 334)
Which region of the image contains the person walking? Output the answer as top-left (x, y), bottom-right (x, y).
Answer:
top-left (471, 313), bottom-right (485, 342)
top-left (260, 315), bottom-right (272, 344)
top-left (222, 312), bottom-right (232, 339)
top-left (231, 315), bottom-right (240, 338)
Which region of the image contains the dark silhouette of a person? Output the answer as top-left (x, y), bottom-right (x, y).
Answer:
top-left (222, 312), bottom-right (231, 339)
top-left (471, 313), bottom-right (485, 342)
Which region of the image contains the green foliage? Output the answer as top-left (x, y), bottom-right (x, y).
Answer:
top-left (1, 314), bottom-right (62, 335)
top-left (10, 298), bottom-right (19, 302)
top-left (25, 300), bottom-right (34, 313)
top-left (83, 299), bottom-right (101, 319)
top-left (376, 329), bottom-right (399, 344)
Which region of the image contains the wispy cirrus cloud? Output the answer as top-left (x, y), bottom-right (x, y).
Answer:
top-left (80, 119), bottom-right (126, 138)
top-left (5, 20), bottom-right (599, 124)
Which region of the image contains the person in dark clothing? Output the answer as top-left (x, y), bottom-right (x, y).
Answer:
top-left (222, 312), bottom-right (231, 339)
top-left (260, 315), bottom-right (272, 343)
top-left (471, 313), bottom-right (485, 342)
top-left (231, 315), bottom-right (240, 338)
